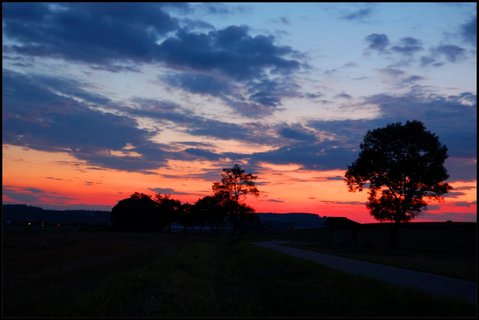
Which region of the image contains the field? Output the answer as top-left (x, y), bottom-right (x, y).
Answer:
top-left (255, 226), bottom-right (477, 281)
top-left (282, 242), bottom-right (476, 281)
top-left (3, 230), bottom-right (476, 317)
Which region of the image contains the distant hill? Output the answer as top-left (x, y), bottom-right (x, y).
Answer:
top-left (2, 204), bottom-right (110, 225)
top-left (258, 212), bottom-right (327, 229)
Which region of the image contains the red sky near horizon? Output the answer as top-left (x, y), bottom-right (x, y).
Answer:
top-left (3, 145), bottom-right (476, 223)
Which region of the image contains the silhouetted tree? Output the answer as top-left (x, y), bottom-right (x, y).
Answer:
top-left (154, 193), bottom-right (182, 232)
top-left (176, 202), bottom-right (195, 233)
top-left (111, 192), bottom-right (185, 232)
top-left (345, 121), bottom-right (452, 247)
top-left (212, 164), bottom-right (260, 236)
top-left (192, 195), bottom-right (227, 233)
top-left (111, 192), bottom-right (158, 232)
top-left (212, 164), bottom-right (259, 202)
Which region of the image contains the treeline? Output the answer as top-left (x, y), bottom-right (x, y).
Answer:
top-left (3, 204), bottom-right (110, 226)
top-left (111, 192), bottom-right (257, 233)
top-left (111, 164), bottom-right (260, 233)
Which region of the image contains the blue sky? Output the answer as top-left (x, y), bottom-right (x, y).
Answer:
top-left (2, 3), bottom-right (477, 221)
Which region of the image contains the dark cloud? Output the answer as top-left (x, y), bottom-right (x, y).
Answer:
top-left (3, 69), bottom-right (170, 171)
top-left (251, 141), bottom-right (357, 171)
top-left (277, 124), bottom-right (318, 142)
top-left (267, 199), bottom-right (285, 203)
top-left (303, 89), bottom-right (476, 182)
top-left (197, 3), bottom-right (251, 15)
top-left (460, 16), bottom-right (477, 46)
top-left (154, 24), bottom-right (304, 116)
top-left (163, 71), bottom-right (302, 117)
top-left (179, 18), bottom-right (215, 32)
top-left (3, 185), bottom-right (76, 205)
top-left (163, 73), bottom-right (234, 96)
top-left (399, 75), bottom-right (425, 86)
top-left (129, 98), bottom-right (280, 146)
top-left (444, 158), bottom-right (477, 182)
top-left (432, 45), bottom-right (467, 62)
top-left (335, 93), bottom-right (352, 100)
top-left (3, 3), bottom-right (179, 66)
top-left (365, 33), bottom-right (390, 53)
top-left (391, 37), bottom-right (423, 56)
top-left (3, 3), bottom-right (304, 117)
top-left (364, 92), bottom-right (477, 159)
top-left (420, 56), bottom-right (444, 67)
top-left (156, 26), bottom-right (301, 81)
top-left (341, 7), bottom-right (373, 22)
top-left (149, 187), bottom-right (192, 195)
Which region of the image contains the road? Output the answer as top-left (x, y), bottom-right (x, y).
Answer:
top-left (254, 240), bottom-right (476, 304)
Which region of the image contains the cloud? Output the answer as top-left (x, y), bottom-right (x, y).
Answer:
top-left (4, 69), bottom-right (278, 171)
top-left (460, 16), bottom-right (477, 46)
top-left (364, 91), bottom-right (477, 159)
top-left (420, 56), bottom-right (444, 67)
top-left (267, 199), bottom-right (285, 203)
top-left (3, 3), bottom-right (305, 117)
top-left (149, 187), bottom-right (192, 195)
top-left (3, 3), bottom-right (179, 67)
top-left (128, 98), bottom-right (280, 146)
top-left (3, 69), bottom-right (171, 171)
top-left (335, 93), bottom-right (352, 100)
top-left (432, 45), bottom-right (467, 62)
top-left (304, 89), bottom-right (476, 181)
top-left (195, 3), bottom-right (251, 16)
top-left (4, 67), bottom-right (475, 183)
top-left (365, 33), bottom-right (390, 53)
top-left (377, 67), bottom-right (405, 79)
top-left (251, 141), bottom-right (357, 171)
top-left (277, 124), bottom-right (318, 142)
top-left (399, 75), bottom-right (425, 87)
top-left (341, 7), bottom-right (373, 22)
top-left (156, 25), bottom-right (301, 81)
top-left (163, 73), bottom-right (234, 96)
top-left (390, 37), bottom-right (423, 56)
top-left (3, 185), bottom-right (77, 206)
top-left (163, 73), bottom-right (300, 117)
top-left (155, 26), bottom-right (304, 117)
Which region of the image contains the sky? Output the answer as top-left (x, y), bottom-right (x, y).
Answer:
top-left (2, 2), bottom-right (477, 223)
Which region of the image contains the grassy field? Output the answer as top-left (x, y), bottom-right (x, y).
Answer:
top-left (251, 228), bottom-right (477, 281)
top-left (3, 230), bottom-right (476, 317)
top-left (279, 241), bottom-right (477, 281)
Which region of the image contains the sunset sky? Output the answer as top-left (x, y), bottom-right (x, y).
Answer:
top-left (2, 3), bottom-right (477, 223)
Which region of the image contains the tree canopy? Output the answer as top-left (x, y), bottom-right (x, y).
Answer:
top-left (212, 164), bottom-right (259, 202)
top-left (345, 120), bottom-right (452, 224)
top-left (110, 164), bottom-right (260, 234)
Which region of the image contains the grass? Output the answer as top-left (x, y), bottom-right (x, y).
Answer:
top-left (3, 230), bottom-right (476, 317)
top-left (248, 228), bottom-right (477, 281)
top-left (277, 240), bottom-right (476, 281)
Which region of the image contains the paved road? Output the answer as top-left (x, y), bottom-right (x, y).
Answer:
top-left (254, 240), bottom-right (477, 304)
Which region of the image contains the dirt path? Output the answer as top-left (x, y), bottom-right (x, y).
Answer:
top-left (254, 240), bottom-right (476, 304)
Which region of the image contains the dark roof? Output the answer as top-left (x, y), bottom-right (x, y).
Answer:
top-left (325, 217), bottom-right (360, 227)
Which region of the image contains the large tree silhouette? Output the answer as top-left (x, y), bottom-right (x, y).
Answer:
top-left (111, 192), bottom-right (183, 232)
top-left (345, 121), bottom-right (451, 246)
top-left (212, 164), bottom-right (259, 202)
top-left (212, 164), bottom-right (259, 235)
top-left (111, 192), bottom-right (159, 231)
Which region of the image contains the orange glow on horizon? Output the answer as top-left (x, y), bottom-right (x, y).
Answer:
top-left (3, 144), bottom-right (477, 223)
